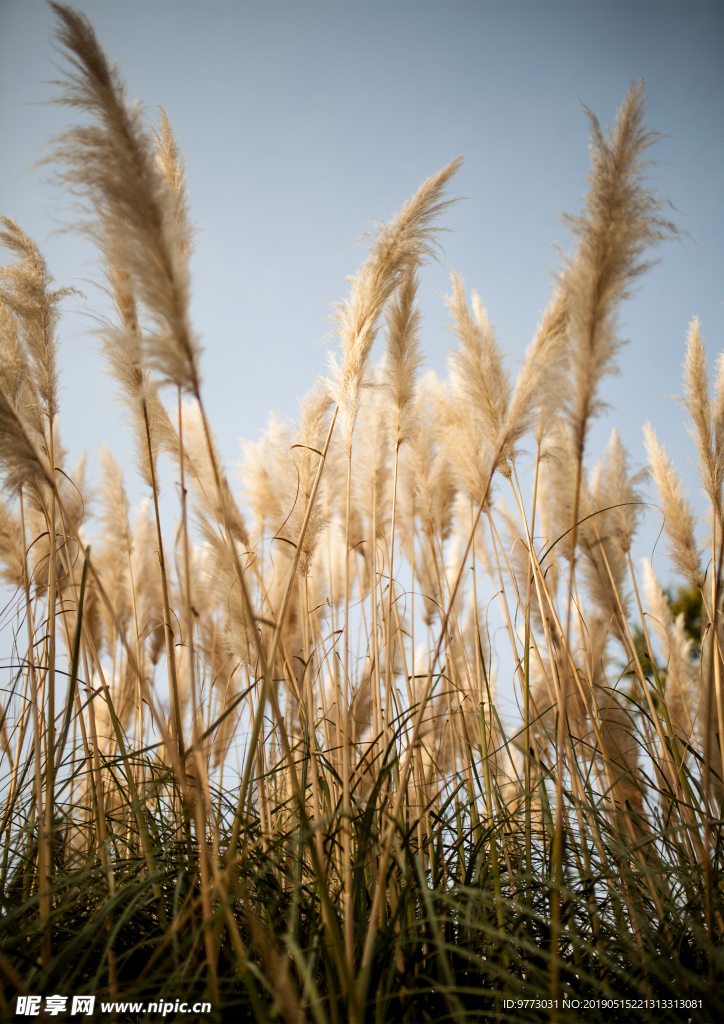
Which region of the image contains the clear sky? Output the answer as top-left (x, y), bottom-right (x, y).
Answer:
top-left (1, 0), bottom-right (722, 587)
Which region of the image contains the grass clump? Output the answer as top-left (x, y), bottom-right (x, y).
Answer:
top-left (0, 5), bottom-right (722, 1022)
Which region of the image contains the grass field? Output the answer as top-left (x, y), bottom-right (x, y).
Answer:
top-left (0, 5), bottom-right (722, 1022)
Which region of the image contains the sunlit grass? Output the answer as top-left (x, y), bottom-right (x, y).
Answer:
top-left (0, 5), bottom-right (721, 1022)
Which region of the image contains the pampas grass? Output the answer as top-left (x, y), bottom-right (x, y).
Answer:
top-left (0, 6), bottom-right (722, 1023)
top-left (644, 421), bottom-right (704, 589)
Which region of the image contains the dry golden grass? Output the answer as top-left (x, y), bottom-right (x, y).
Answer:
top-left (0, 6), bottom-right (721, 1022)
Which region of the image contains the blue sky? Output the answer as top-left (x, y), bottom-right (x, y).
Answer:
top-left (0, 0), bottom-right (722, 586)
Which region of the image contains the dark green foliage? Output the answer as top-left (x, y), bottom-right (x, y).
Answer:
top-left (1, 731), bottom-right (722, 1024)
top-left (668, 586), bottom-right (704, 657)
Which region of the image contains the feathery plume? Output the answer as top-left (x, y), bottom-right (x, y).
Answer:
top-left (537, 419), bottom-right (585, 565)
top-left (130, 499), bottom-right (165, 666)
top-left (560, 82), bottom-right (676, 456)
top-left (382, 270), bottom-right (424, 449)
top-left (95, 252), bottom-right (176, 492)
top-left (96, 445), bottom-right (132, 635)
top-left (177, 400), bottom-right (250, 552)
top-left (497, 496), bottom-right (546, 634)
top-left (430, 371), bottom-right (491, 506)
top-left (327, 156), bottom-right (462, 452)
top-left (712, 351), bottom-right (724, 505)
top-left (354, 373), bottom-right (392, 543)
top-left (643, 422), bottom-right (704, 588)
top-left (445, 271), bottom-right (511, 463)
top-left (238, 413), bottom-right (289, 548)
top-left (502, 288), bottom-right (569, 459)
top-left (0, 300), bottom-right (29, 412)
top-left (680, 318), bottom-right (723, 524)
top-left (642, 560), bottom-right (698, 749)
top-left (586, 612), bottom-right (644, 812)
top-left (199, 520), bottom-right (257, 670)
top-left (0, 499), bottom-right (25, 589)
top-left (48, 3), bottom-right (200, 392)
top-left (153, 106), bottom-right (193, 262)
top-left (407, 375), bottom-right (457, 545)
top-left (575, 431), bottom-right (645, 640)
top-left (0, 383), bottom-right (53, 495)
top-left (276, 383), bottom-right (332, 575)
top-left (0, 219), bottom-right (69, 438)
top-left (592, 428), bottom-right (646, 555)
top-left (579, 467), bottom-right (630, 641)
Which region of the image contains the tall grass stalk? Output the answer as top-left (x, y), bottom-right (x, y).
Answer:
top-left (0, 7), bottom-right (721, 1022)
